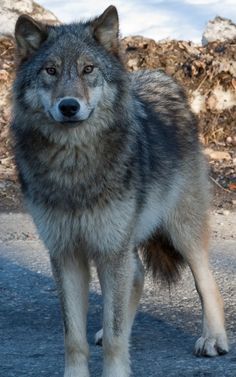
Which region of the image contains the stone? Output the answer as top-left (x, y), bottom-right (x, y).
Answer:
top-left (0, 69), bottom-right (9, 82)
top-left (204, 148), bottom-right (231, 161)
top-left (0, 0), bottom-right (59, 37)
top-left (202, 16), bottom-right (236, 45)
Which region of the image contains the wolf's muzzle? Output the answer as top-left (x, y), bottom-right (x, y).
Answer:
top-left (59, 98), bottom-right (80, 118)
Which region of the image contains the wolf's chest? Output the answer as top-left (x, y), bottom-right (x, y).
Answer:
top-left (29, 195), bottom-right (136, 256)
top-left (24, 144), bottom-right (104, 210)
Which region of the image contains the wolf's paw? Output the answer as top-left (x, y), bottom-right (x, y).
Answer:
top-left (194, 334), bottom-right (229, 357)
top-left (102, 361), bottom-right (131, 377)
top-left (64, 366), bottom-right (90, 377)
top-left (95, 328), bottom-right (103, 346)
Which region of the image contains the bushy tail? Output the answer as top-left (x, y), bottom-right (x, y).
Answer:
top-left (140, 231), bottom-right (186, 285)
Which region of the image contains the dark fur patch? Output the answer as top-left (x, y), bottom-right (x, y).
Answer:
top-left (140, 231), bottom-right (186, 285)
top-left (112, 300), bottom-right (123, 336)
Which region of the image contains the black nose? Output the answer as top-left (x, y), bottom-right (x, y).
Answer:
top-left (59, 98), bottom-right (80, 117)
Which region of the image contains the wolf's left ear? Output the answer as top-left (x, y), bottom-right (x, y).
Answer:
top-left (91, 6), bottom-right (119, 53)
top-left (15, 15), bottom-right (48, 61)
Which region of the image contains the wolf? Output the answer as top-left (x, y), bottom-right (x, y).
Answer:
top-left (11, 5), bottom-right (228, 377)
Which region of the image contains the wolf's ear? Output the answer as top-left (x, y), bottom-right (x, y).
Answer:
top-left (15, 15), bottom-right (48, 60)
top-left (91, 6), bottom-right (119, 53)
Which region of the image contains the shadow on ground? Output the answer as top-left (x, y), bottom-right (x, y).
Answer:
top-left (0, 244), bottom-right (236, 377)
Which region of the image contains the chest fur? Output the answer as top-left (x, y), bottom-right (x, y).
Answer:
top-left (29, 196), bottom-right (136, 256)
top-left (18, 140), bottom-right (120, 211)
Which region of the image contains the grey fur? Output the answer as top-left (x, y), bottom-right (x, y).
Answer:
top-left (11, 6), bottom-right (228, 377)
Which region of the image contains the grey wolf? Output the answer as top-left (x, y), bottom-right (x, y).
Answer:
top-left (11, 6), bottom-right (228, 377)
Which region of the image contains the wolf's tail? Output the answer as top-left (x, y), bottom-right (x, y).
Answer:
top-left (140, 231), bottom-right (186, 285)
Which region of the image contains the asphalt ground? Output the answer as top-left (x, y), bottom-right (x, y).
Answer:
top-left (0, 212), bottom-right (235, 377)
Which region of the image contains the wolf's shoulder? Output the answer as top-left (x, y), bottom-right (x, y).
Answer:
top-left (128, 69), bottom-right (198, 146)
top-left (130, 69), bottom-right (176, 86)
top-left (129, 69), bottom-right (187, 105)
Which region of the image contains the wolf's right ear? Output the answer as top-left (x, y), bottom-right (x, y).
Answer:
top-left (90, 6), bottom-right (119, 53)
top-left (15, 15), bottom-right (48, 61)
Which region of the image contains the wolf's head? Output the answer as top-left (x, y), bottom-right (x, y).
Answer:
top-left (14, 6), bottom-right (127, 131)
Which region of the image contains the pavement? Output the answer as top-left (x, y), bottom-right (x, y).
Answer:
top-left (0, 211), bottom-right (235, 377)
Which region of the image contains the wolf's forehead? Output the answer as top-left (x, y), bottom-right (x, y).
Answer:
top-left (45, 51), bottom-right (94, 66)
top-left (47, 33), bottom-right (96, 64)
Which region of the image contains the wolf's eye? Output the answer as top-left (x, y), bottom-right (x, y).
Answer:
top-left (45, 67), bottom-right (57, 76)
top-left (83, 65), bottom-right (94, 74)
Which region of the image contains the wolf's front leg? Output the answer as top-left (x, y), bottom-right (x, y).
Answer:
top-left (50, 253), bottom-right (90, 377)
top-left (96, 250), bottom-right (137, 377)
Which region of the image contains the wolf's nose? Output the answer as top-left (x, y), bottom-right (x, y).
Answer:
top-left (59, 98), bottom-right (80, 117)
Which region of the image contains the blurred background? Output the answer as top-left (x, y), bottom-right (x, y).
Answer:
top-left (38, 0), bottom-right (236, 43)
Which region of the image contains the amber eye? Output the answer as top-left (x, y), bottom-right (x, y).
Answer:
top-left (83, 65), bottom-right (94, 74)
top-left (45, 67), bottom-right (57, 76)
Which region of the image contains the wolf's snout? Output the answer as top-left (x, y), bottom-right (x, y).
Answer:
top-left (59, 98), bottom-right (80, 117)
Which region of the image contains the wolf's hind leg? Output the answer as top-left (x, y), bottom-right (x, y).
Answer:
top-left (95, 252), bottom-right (144, 347)
top-left (51, 253), bottom-right (90, 377)
top-left (168, 212), bottom-right (228, 357)
top-left (128, 253), bottom-right (145, 327)
top-left (96, 249), bottom-right (141, 377)
top-left (191, 255), bottom-right (228, 357)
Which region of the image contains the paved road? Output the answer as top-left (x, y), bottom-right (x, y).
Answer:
top-left (0, 212), bottom-right (235, 377)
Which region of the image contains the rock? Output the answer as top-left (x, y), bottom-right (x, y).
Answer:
top-left (0, 69), bottom-right (9, 82)
top-left (218, 209), bottom-right (230, 216)
top-left (202, 17), bottom-right (236, 45)
top-left (226, 136), bottom-right (236, 146)
top-left (204, 148), bottom-right (231, 161)
top-left (127, 57), bottom-right (139, 71)
top-left (0, 0), bottom-right (59, 37)
top-left (205, 86), bottom-right (236, 112)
